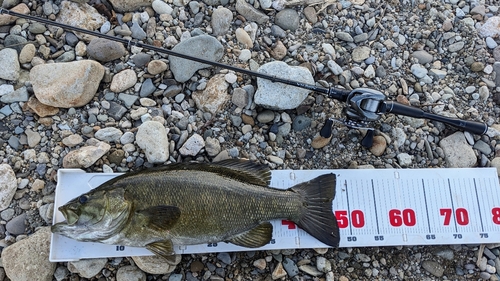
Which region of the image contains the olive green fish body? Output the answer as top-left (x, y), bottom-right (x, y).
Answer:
top-left (52, 160), bottom-right (340, 257)
top-left (115, 170), bottom-right (304, 246)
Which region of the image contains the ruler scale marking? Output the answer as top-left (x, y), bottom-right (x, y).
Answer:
top-left (371, 179), bottom-right (380, 235)
top-left (422, 179), bottom-right (432, 234)
top-left (345, 180), bottom-right (352, 236)
top-left (474, 178), bottom-right (485, 233)
top-left (448, 179), bottom-right (458, 233)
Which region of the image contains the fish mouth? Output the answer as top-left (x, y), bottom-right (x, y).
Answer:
top-left (58, 206), bottom-right (79, 225)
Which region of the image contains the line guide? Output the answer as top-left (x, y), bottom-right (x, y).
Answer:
top-left (50, 167), bottom-right (500, 261)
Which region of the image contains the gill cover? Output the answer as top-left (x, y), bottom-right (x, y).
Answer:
top-left (52, 187), bottom-right (131, 242)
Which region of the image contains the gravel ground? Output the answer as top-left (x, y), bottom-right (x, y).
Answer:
top-left (1, 0), bottom-right (500, 280)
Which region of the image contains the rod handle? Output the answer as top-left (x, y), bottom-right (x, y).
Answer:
top-left (384, 101), bottom-right (488, 135)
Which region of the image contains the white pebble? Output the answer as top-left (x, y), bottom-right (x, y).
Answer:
top-left (225, 73), bottom-right (237, 84)
top-left (239, 49), bottom-right (252, 62)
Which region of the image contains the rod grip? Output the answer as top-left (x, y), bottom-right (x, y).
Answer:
top-left (384, 102), bottom-right (488, 135)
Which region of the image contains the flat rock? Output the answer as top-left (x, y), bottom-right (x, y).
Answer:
top-left (63, 134), bottom-right (84, 147)
top-left (351, 46), bottom-right (371, 63)
top-left (255, 61), bottom-right (314, 110)
top-left (31, 60), bottom-right (105, 108)
top-left (109, 0), bottom-right (153, 12)
top-left (192, 74), bottom-right (229, 115)
top-left (2, 227), bottom-right (56, 281)
top-left (212, 7), bottom-right (233, 36)
top-left (439, 132), bottom-right (477, 168)
top-left (26, 96), bottom-right (59, 117)
top-left (136, 121), bottom-right (169, 163)
top-left (68, 259), bottom-right (107, 278)
top-left (87, 38), bottom-right (127, 63)
top-left (132, 255), bottom-right (181, 274)
top-left (272, 262), bottom-right (287, 279)
top-left (63, 140), bottom-right (111, 168)
top-left (0, 86), bottom-right (28, 103)
top-left (235, 0), bottom-right (269, 24)
top-left (95, 127), bottom-right (123, 142)
top-left (56, 1), bottom-right (106, 32)
top-left (0, 164), bottom-right (16, 211)
top-left (0, 48), bottom-right (20, 81)
top-left (110, 69), bottom-right (137, 93)
top-left (169, 35), bottom-right (224, 82)
top-left (179, 133), bottom-right (205, 156)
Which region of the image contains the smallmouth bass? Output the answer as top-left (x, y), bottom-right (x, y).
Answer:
top-left (51, 159), bottom-right (340, 258)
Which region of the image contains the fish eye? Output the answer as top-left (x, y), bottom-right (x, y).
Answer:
top-left (79, 195), bottom-right (89, 204)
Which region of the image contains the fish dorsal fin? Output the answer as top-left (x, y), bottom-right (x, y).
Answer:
top-left (227, 222), bottom-right (273, 248)
top-left (146, 240), bottom-right (175, 258)
top-left (210, 159), bottom-right (271, 186)
top-left (136, 205), bottom-right (181, 231)
top-left (104, 159), bottom-right (271, 187)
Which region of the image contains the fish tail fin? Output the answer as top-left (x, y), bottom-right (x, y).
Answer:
top-left (290, 173), bottom-right (340, 247)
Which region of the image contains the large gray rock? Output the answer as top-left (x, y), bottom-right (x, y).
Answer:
top-left (0, 164), bottom-right (16, 211)
top-left (169, 35), bottom-right (224, 82)
top-left (439, 132), bottom-right (477, 168)
top-left (0, 48), bottom-right (20, 81)
top-left (2, 227), bottom-right (56, 281)
top-left (31, 60), bottom-right (105, 108)
top-left (254, 61), bottom-right (314, 110)
top-left (136, 121), bottom-right (169, 164)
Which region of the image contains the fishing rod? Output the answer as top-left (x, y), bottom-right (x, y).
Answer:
top-left (0, 8), bottom-right (488, 147)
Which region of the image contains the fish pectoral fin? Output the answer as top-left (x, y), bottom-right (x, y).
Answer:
top-left (137, 205), bottom-right (181, 231)
top-left (227, 222), bottom-right (273, 248)
top-left (146, 240), bottom-right (175, 258)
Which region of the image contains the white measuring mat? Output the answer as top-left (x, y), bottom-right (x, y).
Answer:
top-left (50, 168), bottom-right (500, 262)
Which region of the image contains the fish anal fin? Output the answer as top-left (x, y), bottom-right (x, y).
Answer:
top-left (136, 205), bottom-right (181, 231)
top-left (228, 222), bottom-right (273, 248)
top-left (146, 240), bottom-right (175, 258)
